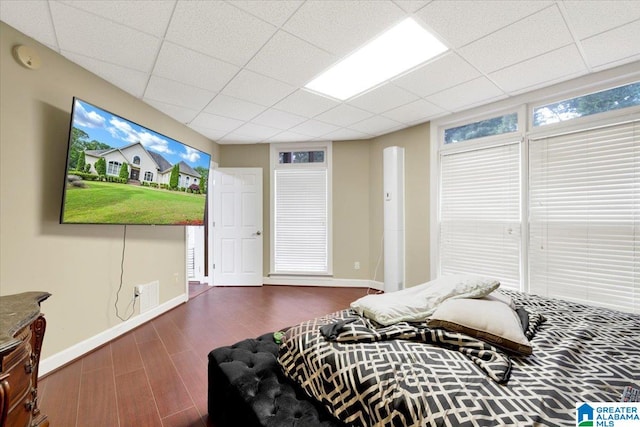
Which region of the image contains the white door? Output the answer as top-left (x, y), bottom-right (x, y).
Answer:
top-left (212, 168), bottom-right (263, 286)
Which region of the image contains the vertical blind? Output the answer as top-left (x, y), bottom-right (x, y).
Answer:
top-left (274, 168), bottom-right (328, 274)
top-left (439, 142), bottom-right (521, 288)
top-left (529, 120), bottom-right (639, 313)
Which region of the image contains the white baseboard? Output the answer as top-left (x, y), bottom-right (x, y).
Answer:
top-left (39, 293), bottom-right (187, 377)
top-left (263, 276), bottom-right (384, 291)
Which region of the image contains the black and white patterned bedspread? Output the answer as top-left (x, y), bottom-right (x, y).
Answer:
top-left (278, 291), bottom-right (640, 427)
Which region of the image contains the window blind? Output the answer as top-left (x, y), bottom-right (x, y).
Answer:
top-left (274, 168), bottom-right (328, 274)
top-left (529, 120), bottom-right (639, 313)
top-left (439, 142), bottom-right (521, 288)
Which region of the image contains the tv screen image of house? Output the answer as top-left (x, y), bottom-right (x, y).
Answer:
top-left (60, 98), bottom-right (212, 225)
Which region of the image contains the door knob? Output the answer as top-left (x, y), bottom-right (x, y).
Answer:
top-left (256, 231), bottom-right (262, 236)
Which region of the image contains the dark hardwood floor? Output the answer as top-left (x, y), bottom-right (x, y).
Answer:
top-left (38, 285), bottom-right (370, 427)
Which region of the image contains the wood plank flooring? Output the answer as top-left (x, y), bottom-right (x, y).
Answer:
top-left (38, 285), bottom-right (370, 427)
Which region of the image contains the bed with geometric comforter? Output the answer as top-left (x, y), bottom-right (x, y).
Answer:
top-left (278, 290), bottom-right (640, 427)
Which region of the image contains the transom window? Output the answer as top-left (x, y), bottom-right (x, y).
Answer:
top-left (278, 150), bottom-right (325, 164)
top-left (444, 112), bottom-right (518, 144)
top-left (533, 81), bottom-right (640, 127)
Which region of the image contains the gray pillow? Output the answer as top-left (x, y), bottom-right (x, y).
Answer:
top-left (428, 297), bottom-right (533, 356)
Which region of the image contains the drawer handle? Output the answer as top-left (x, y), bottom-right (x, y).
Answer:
top-left (24, 396), bottom-right (38, 412)
top-left (24, 361), bottom-right (33, 374)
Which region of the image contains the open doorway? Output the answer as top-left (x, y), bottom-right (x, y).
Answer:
top-left (185, 159), bottom-right (216, 299)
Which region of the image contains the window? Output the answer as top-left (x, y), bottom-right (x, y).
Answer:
top-left (533, 81), bottom-right (640, 126)
top-left (107, 161), bottom-right (121, 175)
top-left (144, 171), bottom-right (153, 181)
top-left (271, 142), bottom-right (332, 275)
top-left (439, 142), bottom-right (521, 289)
top-left (133, 155), bottom-right (141, 165)
top-left (529, 121), bottom-right (639, 313)
top-left (444, 113), bottom-right (517, 144)
top-left (278, 151), bottom-right (325, 164)
top-left (434, 77), bottom-right (639, 314)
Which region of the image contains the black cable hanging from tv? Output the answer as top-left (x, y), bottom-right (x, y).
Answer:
top-left (115, 225), bottom-right (136, 321)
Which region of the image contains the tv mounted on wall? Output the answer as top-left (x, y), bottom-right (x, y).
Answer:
top-left (60, 98), bottom-right (212, 225)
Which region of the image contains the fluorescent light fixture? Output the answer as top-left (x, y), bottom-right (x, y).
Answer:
top-left (305, 18), bottom-right (448, 100)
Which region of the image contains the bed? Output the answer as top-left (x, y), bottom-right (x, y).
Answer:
top-left (209, 276), bottom-right (639, 426)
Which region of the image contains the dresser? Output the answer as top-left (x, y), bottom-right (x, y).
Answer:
top-left (0, 292), bottom-right (50, 427)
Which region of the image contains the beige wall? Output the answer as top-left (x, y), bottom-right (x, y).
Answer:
top-left (217, 144), bottom-right (271, 274)
top-left (219, 128), bottom-right (430, 286)
top-left (0, 22), bottom-right (218, 360)
top-left (369, 123), bottom-right (431, 286)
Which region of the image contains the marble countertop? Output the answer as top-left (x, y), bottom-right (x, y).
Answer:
top-left (0, 291), bottom-right (51, 354)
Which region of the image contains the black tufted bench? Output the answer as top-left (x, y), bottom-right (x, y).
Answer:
top-left (208, 332), bottom-right (347, 427)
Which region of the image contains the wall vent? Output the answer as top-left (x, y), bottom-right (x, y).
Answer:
top-left (137, 280), bottom-right (159, 313)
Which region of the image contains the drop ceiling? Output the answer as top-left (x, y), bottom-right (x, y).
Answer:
top-left (1, 0), bottom-right (639, 144)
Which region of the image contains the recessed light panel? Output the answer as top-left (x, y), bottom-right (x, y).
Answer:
top-left (305, 18), bottom-right (448, 100)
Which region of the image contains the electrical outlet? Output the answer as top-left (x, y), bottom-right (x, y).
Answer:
top-left (354, 261), bottom-right (360, 270)
top-left (134, 285), bottom-right (141, 298)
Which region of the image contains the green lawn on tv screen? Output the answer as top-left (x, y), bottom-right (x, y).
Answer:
top-left (62, 181), bottom-right (206, 225)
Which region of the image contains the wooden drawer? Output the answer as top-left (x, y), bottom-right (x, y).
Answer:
top-left (8, 389), bottom-right (33, 427)
top-left (1, 328), bottom-right (32, 412)
top-left (0, 292), bottom-right (50, 427)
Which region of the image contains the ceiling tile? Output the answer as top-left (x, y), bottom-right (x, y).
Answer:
top-left (581, 20), bottom-right (640, 70)
top-left (189, 125), bottom-right (229, 142)
top-left (245, 30), bottom-right (337, 86)
top-left (490, 45), bottom-right (587, 94)
top-left (204, 94), bottom-right (266, 121)
top-left (393, 53), bottom-right (481, 97)
top-left (323, 128), bottom-right (372, 141)
top-left (562, 1), bottom-right (640, 40)
top-left (349, 115), bottom-right (403, 135)
top-left (50, 2), bottom-right (161, 72)
top-left (349, 84), bottom-right (419, 114)
top-left (229, 0), bottom-right (303, 27)
top-left (144, 75), bottom-right (216, 111)
top-left (145, 99), bottom-right (200, 124)
top-left (221, 70), bottom-right (296, 107)
top-left (283, 0), bottom-right (406, 56)
top-left (290, 119), bottom-right (341, 138)
top-left (251, 109), bottom-right (308, 130)
top-left (230, 122), bottom-right (282, 140)
top-left (166, 1), bottom-right (276, 66)
top-left (153, 42), bottom-right (239, 92)
top-left (315, 104), bottom-right (374, 127)
top-left (190, 112), bottom-right (244, 132)
top-left (426, 77), bottom-right (506, 111)
top-left (416, 0), bottom-right (553, 48)
top-left (381, 99), bottom-right (445, 124)
top-left (219, 132), bottom-right (266, 144)
top-left (62, 51), bottom-right (149, 98)
top-left (458, 5), bottom-right (573, 74)
top-left (0, 0), bottom-right (58, 48)
top-left (58, 0), bottom-right (176, 37)
top-left (273, 90), bottom-right (340, 118)
top-left (392, 1), bottom-right (432, 14)
top-left (266, 130), bottom-right (313, 143)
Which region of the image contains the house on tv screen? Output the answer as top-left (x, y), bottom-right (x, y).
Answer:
top-left (84, 141), bottom-right (201, 189)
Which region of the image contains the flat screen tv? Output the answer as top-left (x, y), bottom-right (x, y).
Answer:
top-left (60, 98), bottom-right (211, 225)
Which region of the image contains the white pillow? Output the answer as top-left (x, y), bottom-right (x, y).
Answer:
top-left (350, 274), bottom-right (499, 326)
top-left (427, 297), bottom-right (532, 356)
